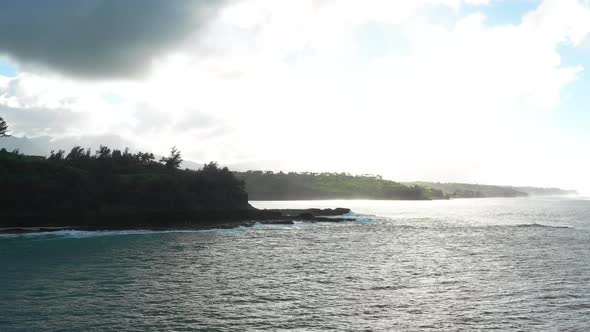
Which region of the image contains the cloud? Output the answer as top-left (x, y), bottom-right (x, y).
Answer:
top-left (0, 134), bottom-right (133, 156)
top-left (0, 106), bottom-right (89, 137)
top-left (169, 0), bottom-right (590, 190)
top-left (0, 73), bottom-right (233, 160)
top-left (0, 0), bottom-right (227, 79)
top-left (176, 111), bottom-right (213, 130)
top-left (133, 104), bottom-right (171, 133)
top-left (2, 0), bottom-right (590, 192)
top-left (522, 0), bottom-right (590, 46)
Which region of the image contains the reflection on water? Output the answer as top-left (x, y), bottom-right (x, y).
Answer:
top-left (1, 197), bottom-right (590, 331)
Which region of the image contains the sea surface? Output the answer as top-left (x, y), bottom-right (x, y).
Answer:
top-left (2, 197), bottom-right (590, 331)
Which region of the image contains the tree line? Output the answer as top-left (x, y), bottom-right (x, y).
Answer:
top-left (234, 170), bottom-right (447, 200)
top-left (0, 123), bottom-right (250, 227)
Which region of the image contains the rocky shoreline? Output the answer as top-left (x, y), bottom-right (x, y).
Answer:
top-left (0, 208), bottom-right (355, 234)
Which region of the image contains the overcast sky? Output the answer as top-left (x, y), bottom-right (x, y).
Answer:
top-left (1, 0), bottom-right (590, 193)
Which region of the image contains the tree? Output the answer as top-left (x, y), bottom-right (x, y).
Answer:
top-left (66, 146), bottom-right (86, 161)
top-left (202, 161), bottom-right (219, 172)
top-left (160, 146), bottom-right (183, 169)
top-left (135, 152), bottom-right (155, 165)
top-left (49, 149), bottom-right (65, 161)
top-left (0, 117), bottom-right (9, 137)
top-left (96, 145), bottom-right (112, 159)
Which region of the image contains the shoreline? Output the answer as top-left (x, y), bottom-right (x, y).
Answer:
top-left (0, 208), bottom-right (354, 234)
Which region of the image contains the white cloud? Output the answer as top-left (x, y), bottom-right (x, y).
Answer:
top-left (522, 0), bottom-right (590, 46)
top-left (1, 0), bottom-right (590, 192)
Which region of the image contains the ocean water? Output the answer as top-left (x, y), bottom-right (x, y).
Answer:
top-left (1, 197), bottom-right (590, 331)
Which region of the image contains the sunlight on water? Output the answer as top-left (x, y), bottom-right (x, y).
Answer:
top-left (2, 197), bottom-right (590, 330)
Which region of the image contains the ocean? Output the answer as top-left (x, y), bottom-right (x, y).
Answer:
top-left (2, 197), bottom-right (590, 331)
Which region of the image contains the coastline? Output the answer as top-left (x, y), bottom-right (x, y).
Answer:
top-left (0, 208), bottom-right (354, 234)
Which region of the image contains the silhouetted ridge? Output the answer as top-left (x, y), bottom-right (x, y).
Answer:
top-left (234, 171), bottom-right (447, 200)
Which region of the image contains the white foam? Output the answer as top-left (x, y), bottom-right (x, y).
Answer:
top-left (0, 227), bottom-right (251, 239)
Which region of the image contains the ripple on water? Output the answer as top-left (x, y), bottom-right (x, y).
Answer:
top-left (2, 198), bottom-right (590, 330)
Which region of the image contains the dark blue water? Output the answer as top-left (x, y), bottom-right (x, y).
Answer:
top-left (2, 197), bottom-right (590, 331)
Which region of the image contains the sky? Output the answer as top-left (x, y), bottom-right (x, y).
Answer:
top-left (0, 0), bottom-right (589, 193)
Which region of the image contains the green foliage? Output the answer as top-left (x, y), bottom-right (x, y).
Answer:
top-left (0, 147), bottom-right (249, 227)
top-left (160, 146), bottom-right (183, 169)
top-left (235, 171), bottom-right (447, 200)
top-left (408, 182), bottom-right (529, 198)
top-left (0, 117), bottom-right (9, 137)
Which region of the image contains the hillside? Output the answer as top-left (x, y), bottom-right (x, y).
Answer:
top-left (234, 171), bottom-right (447, 200)
top-left (408, 182), bottom-right (577, 198)
top-left (513, 186), bottom-right (578, 196)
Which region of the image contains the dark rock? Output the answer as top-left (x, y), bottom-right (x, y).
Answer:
top-left (259, 220), bottom-right (295, 225)
top-left (314, 217), bottom-right (356, 222)
top-left (307, 208), bottom-right (351, 216)
top-left (332, 208), bottom-right (351, 215)
top-left (270, 208), bottom-right (351, 217)
top-left (297, 212), bottom-right (315, 220)
top-left (0, 207), bottom-right (352, 233)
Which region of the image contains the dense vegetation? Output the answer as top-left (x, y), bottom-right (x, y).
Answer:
top-left (0, 146), bottom-right (251, 227)
top-left (408, 182), bottom-right (577, 198)
top-left (234, 171), bottom-right (447, 200)
top-left (407, 182), bottom-right (529, 198)
top-left (513, 186), bottom-right (577, 196)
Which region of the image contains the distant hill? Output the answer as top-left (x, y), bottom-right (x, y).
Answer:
top-left (406, 182), bottom-right (577, 198)
top-left (234, 171), bottom-right (447, 200)
top-left (512, 186), bottom-right (578, 196)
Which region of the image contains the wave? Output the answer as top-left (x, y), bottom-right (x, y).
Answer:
top-left (383, 222), bottom-right (573, 230)
top-left (512, 223), bottom-right (570, 229)
top-left (343, 211), bottom-right (384, 224)
top-left (0, 213), bottom-right (383, 239)
top-left (344, 211), bottom-right (374, 218)
top-left (0, 227), bottom-right (255, 239)
top-left (0, 219), bottom-right (334, 239)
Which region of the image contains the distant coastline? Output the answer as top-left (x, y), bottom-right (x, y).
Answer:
top-left (234, 171), bottom-right (447, 200)
top-left (405, 181), bottom-right (578, 199)
top-left (0, 147), bottom-right (578, 233)
top-left (234, 171), bottom-right (576, 201)
top-left (0, 147), bottom-right (357, 233)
